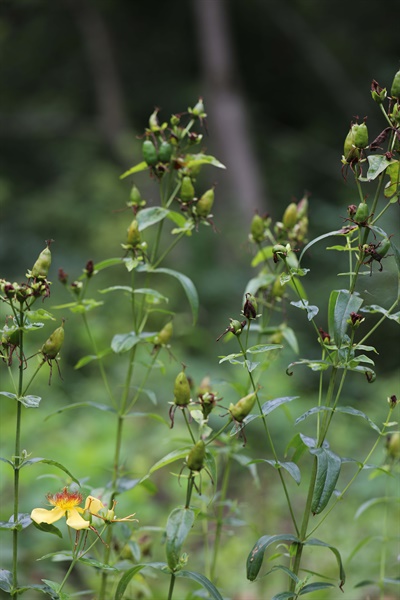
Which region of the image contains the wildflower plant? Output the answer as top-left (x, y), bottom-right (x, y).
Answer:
top-left (0, 72), bottom-right (399, 600)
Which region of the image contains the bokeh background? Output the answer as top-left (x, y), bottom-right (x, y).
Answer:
top-left (1, 1), bottom-right (399, 598)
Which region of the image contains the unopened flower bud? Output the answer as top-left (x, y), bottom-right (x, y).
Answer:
top-left (58, 268), bottom-right (68, 285)
top-left (388, 395), bottom-right (398, 408)
top-left (242, 293), bottom-right (258, 320)
top-left (126, 219), bottom-right (141, 247)
top-left (173, 368), bottom-right (191, 407)
top-left (348, 312), bottom-right (364, 327)
top-left (41, 320), bottom-right (65, 359)
top-left (84, 260), bottom-right (94, 278)
top-left (189, 97), bottom-right (206, 119)
top-left (186, 440), bottom-right (206, 471)
top-left (297, 195), bottom-right (309, 219)
top-left (229, 392), bottom-right (257, 423)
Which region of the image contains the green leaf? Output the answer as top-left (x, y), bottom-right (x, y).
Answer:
top-left (247, 343), bottom-right (283, 354)
top-left (74, 349), bottom-right (112, 369)
top-left (185, 153), bottom-right (226, 169)
top-left (70, 299), bottom-right (104, 314)
top-left (261, 396), bottom-right (299, 416)
top-left (20, 458), bottom-right (80, 485)
top-left (244, 274), bottom-right (275, 296)
top-left (355, 496), bottom-right (400, 519)
top-left (0, 570), bottom-right (12, 593)
top-left (143, 448), bottom-right (191, 481)
top-left (299, 230), bottom-right (348, 264)
top-left (251, 246), bottom-right (274, 267)
top-left (0, 391), bottom-right (17, 401)
top-left (347, 534), bottom-right (382, 562)
top-left (290, 300), bottom-right (319, 321)
top-left (335, 406), bottom-right (380, 433)
top-left (143, 266), bottom-right (199, 325)
top-left (41, 579), bottom-right (70, 600)
top-left (247, 534), bottom-right (300, 581)
top-left (295, 406), bottom-right (332, 425)
top-left (328, 290), bottom-right (363, 347)
top-left (31, 521), bottom-right (62, 538)
top-left (45, 401), bottom-right (115, 420)
top-left (299, 582), bottom-right (335, 595)
top-left (115, 565), bottom-right (147, 600)
top-left (286, 359), bottom-right (330, 374)
top-left (166, 210), bottom-right (188, 228)
top-left (78, 556), bottom-right (117, 571)
top-left (361, 304), bottom-right (400, 324)
top-left (120, 160), bottom-right (149, 179)
top-left (166, 508), bottom-right (195, 570)
top-left (281, 326), bottom-right (299, 354)
top-left (19, 395), bottom-right (41, 408)
top-left (250, 459), bottom-right (301, 484)
top-left (271, 593), bottom-right (296, 600)
top-left (137, 206), bottom-right (170, 230)
top-left (0, 513), bottom-right (31, 532)
top-left (310, 448), bottom-right (341, 514)
top-left (26, 309), bottom-right (55, 321)
top-left (176, 570), bottom-right (224, 600)
top-left (384, 160), bottom-right (400, 198)
top-left (303, 538), bottom-right (346, 584)
top-left (111, 332), bottom-right (141, 353)
top-left (365, 154), bottom-right (392, 180)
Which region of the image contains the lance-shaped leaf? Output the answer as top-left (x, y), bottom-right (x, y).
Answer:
top-left (111, 332), bottom-right (141, 353)
top-left (299, 230), bottom-right (349, 264)
top-left (290, 300), bottom-right (319, 321)
top-left (310, 448), bottom-right (341, 514)
top-left (303, 538), bottom-right (346, 584)
top-left (0, 570), bottom-right (12, 593)
top-left (120, 160), bottom-right (149, 179)
top-left (165, 507), bottom-right (195, 570)
top-left (248, 459), bottom-right (301, 485)
top-left (175, 570), bottom-right (224, 600)
top-left (328, 290), bottom-right (363, 347)
top-left (247, 534), bottom-right (300, 581)
top-left (137, 206), bottom-right (170, 230)
top-left (20, 458), bottom-right (80, 485)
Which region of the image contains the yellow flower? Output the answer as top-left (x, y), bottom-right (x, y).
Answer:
top-left (31, 488), bottom-right (105, 531)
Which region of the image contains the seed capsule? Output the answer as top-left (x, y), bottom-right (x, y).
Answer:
top-left (353, 122), bottom-right (368, 148)
top-left (386, 432), bottom-right (400, 459)
top-left (41, 320), bottom-right (65, 359)
top-left (154, 321), bottom-right (173, 346)
top-left (187, 440), bottom-right (206, 471)
top-left (196, 188), bottom-right (214, 217)
top-left (158, 140), bottom-right (173, 163)
top-left (282, 202), bottom-right (298, 229)
top-left (126, 219), bottom-right (141, 247)
top-left (354, 202), bottom-right (369, 224)
top-left (180, 176), bottom-right (195, 203)
top-left (250, 214), bottom-right (265, 243)
top-left (173, 369), bottom-right (191, 407)
top-left (229, 392), bottom-right (257, 423)
top-left (390, 70), bottom-right (400, 99)
top-left (31, 242), bottom-right (52, 279)
top-left (242, 293), bottom-right (258, 320)
top-left (142, 139), bottom-right (158, 166)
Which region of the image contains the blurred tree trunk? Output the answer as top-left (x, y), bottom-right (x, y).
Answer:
top-left (192, 0), bottom-right (269, 217)
top-left (64, 0), bottom-right (129, 163)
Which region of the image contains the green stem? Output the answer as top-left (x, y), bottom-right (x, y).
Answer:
top-left (183, 410), bottom-right (196, 444)
top-left (152, 232), bottom-right (186, 269)
top-left (167, 573), bottom-right (176, 600)
top-left (210, 454), bottom-right (232, 582)
top-left (185, 475), bottom-right (195, 509)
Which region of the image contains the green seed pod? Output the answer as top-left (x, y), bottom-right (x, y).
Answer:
top-left (142, 139), bottom-right (158, 166)
top-left (343, 127), bottom-right (360, 161)
top-left (354, 202), bottom-right (369, 224)
top-left (386, 432), bottom-right (400, 459)
top-left (353, 122), bottom-right (368, 149)
top-left (180, 176), bottom-right (195, 203)
top-left (229, 392), bottom-right (257, 423)
top-left (371, 80), bottom-right (387, 104)
top-left (41, 320), bottom-right (65, 359)
top-left (196, 188), bottom-right (214, 217)
top-left (130, 184), bottom-right (144, 207)
top-left (190, 97), bottom-right (206, 118)
top-left (187, 440), bottom-right (206, 471)
top-left (282, 202), bottom-right (298, 229)
top-left (158, 140), bottom-right (173, 163)
top-left (390, 70), bottom-right (400, 99)
top-left (378, 237), bottom-right (391, 258)
top-left (126, 219), bottom-right (141, 247)
top-left (31, 243), bottom-right (52, 279)
top-left (154, 321), bottom-right (173, 346)
top-left (390, 103), bottom-right (400, 126)
top-left (173, 369), bottom-right (191, 406)
top-left (250, 214), bottom-right (265, 243)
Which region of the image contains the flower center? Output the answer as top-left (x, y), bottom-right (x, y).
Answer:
top-left (47, 487), bottom-right (83, 510)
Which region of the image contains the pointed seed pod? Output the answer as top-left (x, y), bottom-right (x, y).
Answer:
top-left (250, 214), bottom-right (265, 243)
top-left (282, 202), bottom-right (298, 229)
top-left (229, 392), bottom-right (257, 423)
top-left (142, 139), bottom-right (158, 166)
top-left (41, 320), bottom-right (65, 359)
top-left (196, 187), bottom-right (214, 217)
top-left (187, 440), bottom-right (206, 471)
top-left (149, 108), bottom-right (160, 132)
top-left (354, 202), bottom-right (369, 224)
top-left (173, 369), bottom-right (191, 407)
top-left (353, 122), bottom-right (368, 148)
top-left (158, 140), bottom-right (173, 163)
top-left (126, 219), bottom-right (141, 247)
top-left (31, 241), bottom-right (53, 279)
top-left (180, 176), bottom-right (195, 203)
top-left (154, 321), bottom-right (173, 346)
top-left (390, 70), bottom-right (400, 100)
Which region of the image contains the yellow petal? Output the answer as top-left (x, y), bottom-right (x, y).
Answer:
top-left (66, 508), bottom-right (90, 530)
top-left (85, 495), bottom-right (105, 515)
top-left (31, 506), bottom-right (65, 525)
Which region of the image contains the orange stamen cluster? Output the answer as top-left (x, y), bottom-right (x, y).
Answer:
top-left (47, 487), bottom-right (83, 510)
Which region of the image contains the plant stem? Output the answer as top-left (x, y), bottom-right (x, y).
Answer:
top-left (167, 573), bottom-right (176, 600)
top-left (210, 453), bottom-right (232, 582)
